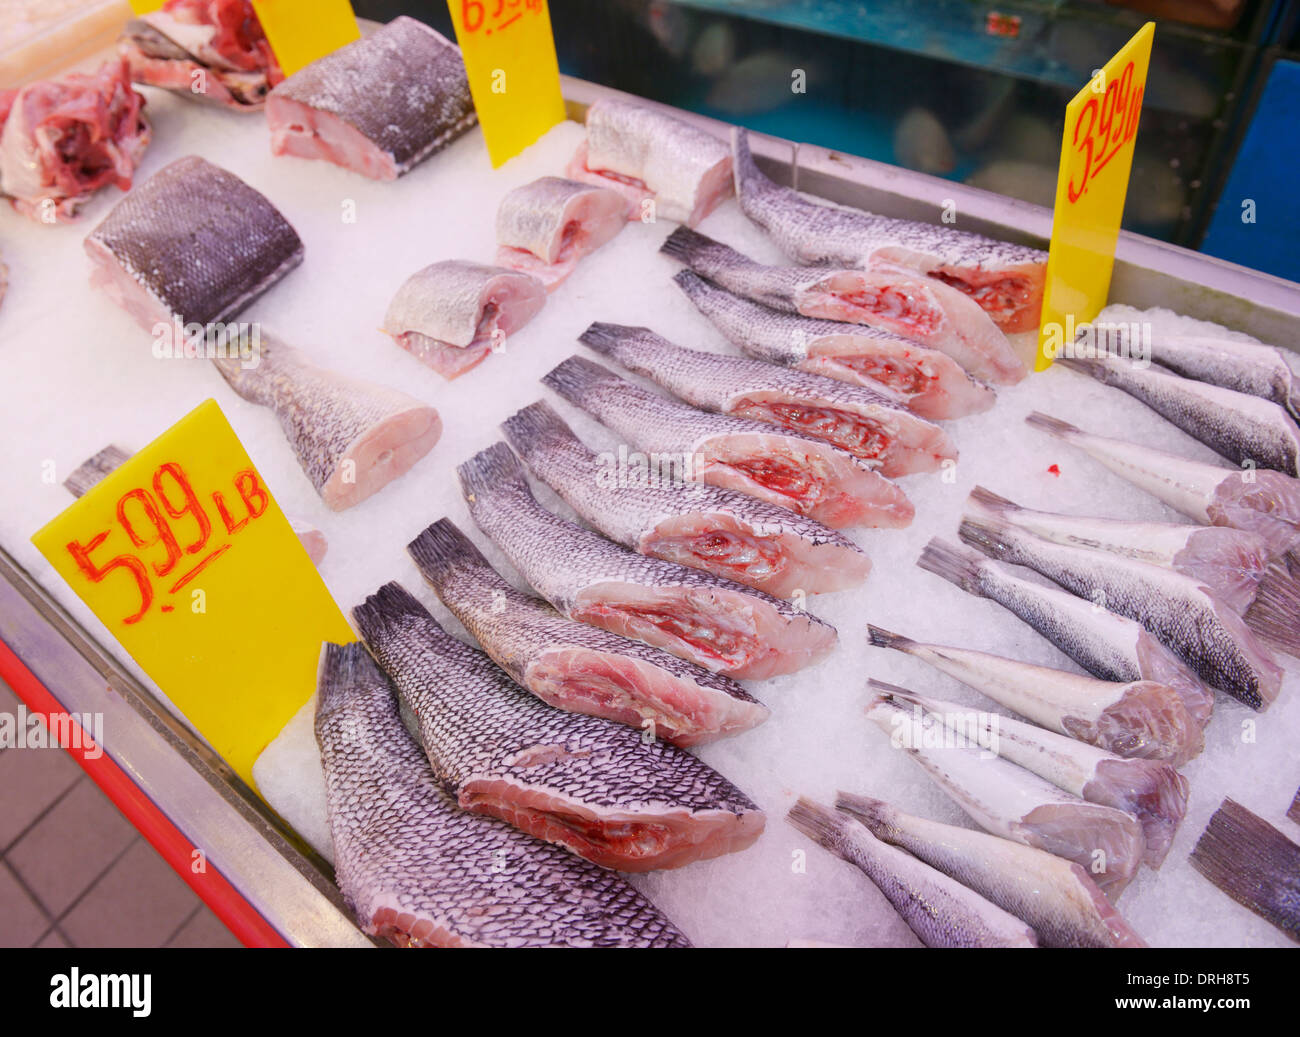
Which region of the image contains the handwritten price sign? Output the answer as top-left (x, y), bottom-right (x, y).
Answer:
top-left (1037, 22), bottom-right (1154, 370)
top-left (32, 400), bottom-right (353, 787)
top-left (447, 0), bottom-right (567, 166)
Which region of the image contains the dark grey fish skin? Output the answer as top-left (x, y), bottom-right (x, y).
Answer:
top-left (1059, 356), bottom-right (1300, 477)
top-left (407, 517), bottom-right (768, 746)
top-left (316, 641), bottom-right (691, 947)
top-left (62, 445), bottom-right (131, 498)
top-left (267, 17), bottom-right (475, 179)
top-left (85, 156), bottom-right (302, 328)
top-left (353, 582), bottom-right (765, 872)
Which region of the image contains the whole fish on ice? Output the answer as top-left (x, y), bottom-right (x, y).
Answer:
top-left (458, 442), bottom-right (837, 679)
top-left (354, 582), bottom-right (765, 871)
top-left (316, 640), bottom-right (690, 946)
top-left (495, 177), bottom-right (629, 290)
top-left (408, 518), bottom-right (769, 746)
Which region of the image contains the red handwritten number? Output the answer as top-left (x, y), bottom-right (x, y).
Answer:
top-left (1068, 60), bottom-right (1142, 205)
top-left (153, 463), bottom-right (212, 555)
top-left (117, 488), bottom-right (182, 577)
top-left (1068, 98), bottom-right (1097, 203)
top-left (66, 531), bottom-right (153, 625)
top-left (464, 0), bottom-right (484, 31)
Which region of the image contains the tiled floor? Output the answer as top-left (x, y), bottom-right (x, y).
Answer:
top-left (0, 676), bottom-right (241, 948)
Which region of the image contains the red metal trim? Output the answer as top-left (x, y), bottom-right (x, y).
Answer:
top-left (0, 634), bottom-right (289, 948)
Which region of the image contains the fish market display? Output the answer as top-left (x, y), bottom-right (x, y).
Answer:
top-left (732, 128), bottom-right (1047, 333)
top-left (660, 226), bottom-right (1025, 386)
top-left (567, 98), bottom-right (732, 226)
top-left (495, 177), bottom-right (629, 290)
top-left (354, 582), bottom-right (765, 871)
top-left (85, 156), bottom-right (302, 329)
top-left (212, 336), bottom-right (440, 510)
top-left (874, 682), bottom-right (1189, 866)
top-left (916, 538), bottom-right (1215, 727)
top-left (1058, 356), bottom-right (1300, 477)
top-left (407, 518), bottom-right (769, 746)
top-left (383, 260), bottom-right (546, 380)
top-left (0, 59), bottom-right (150, 222)
top-left (868, 685), bottom-right (1146, 899)
top-left (1189, 798), bottom-right (1300, 943)
top-left (120, 0), bottom-right (283, 111)
top-left (543, 356), bottom-right (914, 530)
top-left (316, 641), bottom-right (690, 947)
top-left (579, 322), bottom-right (957, 477)
top-left (674, 270), bottom-right (997, 421)
top-left (1026, 412), bottom-right (1300, 559)
top-left (502, 401), bottom-right (870, 596)
top-left (458, 443), bottom-right (837, 679)
top-left (786, 798), bottom-right (1038, 947)
top-left (866, 624), bottom-right (1202, 765)
top-left (966, 485), bottom-right (1270, 613)
top-left (959, 514), bottom-right (1283, 710)
top-left (267, 17), bottom-right (475, 180)
top-left (836, 794), bottom-right (1144, 947)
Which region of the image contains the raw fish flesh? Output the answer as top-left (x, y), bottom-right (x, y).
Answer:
top-left (496, 177), bottom-right (629, 290)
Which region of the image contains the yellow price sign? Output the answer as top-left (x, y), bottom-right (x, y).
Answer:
top-left (127, 1), bottom-right (164, 12)
top-left (446, 0), bottom-right (567, 167)
top-left (1037, 22), bottom-right (1155, 370)
top-left (31, 400), bottom-right (353, 788)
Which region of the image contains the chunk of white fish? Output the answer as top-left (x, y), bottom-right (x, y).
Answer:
top-left (495, 177), bottom-right (629, 290)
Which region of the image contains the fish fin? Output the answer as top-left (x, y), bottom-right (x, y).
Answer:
top-left (1288, 786), bottom-right (1300, 826)
top-left (501, 400), bottom-right (581, 457)
top-left (786, 796), bottom-right (850, 850)
top-left (541, 355), bottom-right (623, 405)
top-left (1244, 563), bottom-right (1300, 658)
top-left (834, 791), bottom-right (892, 832)
top-left (957, 517), bottom-right (1014, 562)
top-left (63, 444), bottom-right (132, 499)
top-left (407, 518), bottom-right (497, 590)
top-left (579, 321), bottom-right (639, 359)
top-left (672, 268), bottom-right (708, 298)
top-left (352, 582), bottom-right (433, 646)
top-left (916, 537), bottom-right (987, 595)
top-left (865, 624), bottom-right (915, 651)
top-left (1190, 798), bottom-right (1300, 942)
top-left (966, 485), bottom-right (1021, 517)
top-left (731, 125), bottom-right (763, 198)
top-left (456, 441), bottom-right (530, 504)
top-left (659, 225), bottom-right (713, 264)
top-left (316, 640), bottom-right (383, 716)
top-left (1024, 411), bottom-right (1082, 440)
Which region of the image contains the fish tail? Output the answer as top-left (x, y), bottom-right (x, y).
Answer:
top-left (456, 441), bottom-right (530, 504)
top-left (672, 268), bottom-right (710, 299)
top-left (731, 125), bottom-right (762, 196)
top-left (966, 484), bottom-right (1021, 517)
top-left (316, 640), bottom-right (382, 715)
top-left (866, 677), bottom-right (915, 701)
top-left (1025, 411), bottom-right (1083, 441)
top-left (916, 537), bottom-right (987, 596)
top-left (578, 321), bottom-right (638, 360)
top-left (501, 400), bottom-right (581, 458)
top-left (63, 444), bottom-right (132, 499)
top-left (541, 355), bottom-right (622, 406)
top-left (834, 791), bottom-right (894, 834)
top-left (866, 624), bottom-right (915, 652)
top-left (407, 518), bottom-right (497, 591)
top-left (1244, 563), bottom-right (1300, 658)
top-left (352, 581), bottom-right (433, 647)
top-left (786, 796), bottom-right (850, 851)
top-left (958, 517), bottom-right (1015, 563)
top-left (1052, 356), bottom-right (1094, 376)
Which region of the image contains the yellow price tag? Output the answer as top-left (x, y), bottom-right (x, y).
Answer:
top-left (128, 1), bottom-right (164, 13)
top-left (1037, 22), bottom-right (1155, 370)
top-left (31, 400), bottom-right (353, 788)
top-left (251, 0), bottom-right (360, 77)
top-left (446, 0), bottom-right (567, 167)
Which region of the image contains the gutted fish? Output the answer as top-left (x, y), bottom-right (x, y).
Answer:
top-left (566, 98), bottom-right (732, 226)
top-left (579, 322), bottom-right (957, 477)
top-left (959, 514), bottom-right (1283, 711)
top-left (916, 537), bottom-right (1215, 728)
top-left (1026, 411), bottom-right (1300, 559)
top-left (267, 17), bottom-right (475, 180)
top-left (1058, 356), bottom-right (1300, 477)
top-left (213, 336), bottom-right (440, 510)
top-left (543, 356), bottom-right (913, 530)
top-left (660, 226), bottom-right (1024, 386)
top-left (787, 798), bottom-right (1037, 948)
top-left (316, 641), bottom-right (690, 946)
top-left (354, 582), bottom-right (765, 871)
top-left (458, 442), bottom-right (837, 679)
top-left (383, 260), bottom-right (546, 380)
top-left (85, 156), bottom-right (302, 329)
top-left (866, 624), bottom-right (1202, 766)
top-left (733, 128), bottom-right (1047, 333)
top-left (674, 270), bottom-right (997, 421)
top-left (496, 177), bottom-right (629, 290)
top-left (407, 518), bottom-right (768, 746)
top-left (867, 685), bottom-right (1146, 900)
top-left (502, 401), bottom-right (869, 597)
top-left (1, 59), bottom-right (150, 222)
top-left (877, 683), bottom-right (1189, 867)
top-left (120, 0), bottom-right (283, 111)
top-left (967, 485), bottom-right (1270, 614)
top-left (836, 794), bottom-right (1144, 947)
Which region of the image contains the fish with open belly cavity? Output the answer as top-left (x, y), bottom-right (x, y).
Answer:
top-left (566, 98), bottom-right (732, 226)
top-left (579, 322), bottom-right (957, 478)
top-left (354, 582), bottom-right (766, 871)
top-left (917, 537), bottom-right (1216, 728)
top-left (383, 260), bottom-right (546, 380)
top-left (867, 684), bottom-right (1146, 900)
top-left (496, 177), bottom-right (630, 290)
top-left (660, 227), bottom-right (1025, 386)
top-left (502, 401), bottom-right (871, 597)
top-left (85, 156), bottom-right (302, 330)
top-left (459, 442), bottom-right (837, 679)
top-left (316, 641), bottom-right (691, 946)
top-left (212, 336), bottom-right (440, 510)
top-left (408, 518), bottom-right (769, 746)
top-left (267, 17), bottom-right (475, 180)
top-left (544, 356), bottom-right (913, 530)
top-left (674, 270), bottom-right (997, 421)
top-left (733, 127), bottom-right (1047, 333)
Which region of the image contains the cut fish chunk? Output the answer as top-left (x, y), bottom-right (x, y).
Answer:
top-left (496, 177), bottom-right (629, 290)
